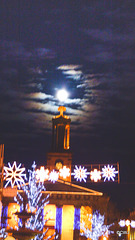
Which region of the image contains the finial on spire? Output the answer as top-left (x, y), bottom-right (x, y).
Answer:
top-left (58, 106), bottom-right (66, 116)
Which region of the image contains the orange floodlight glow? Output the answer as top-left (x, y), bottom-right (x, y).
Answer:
top-left (102, 236), bottom-right (108, 240)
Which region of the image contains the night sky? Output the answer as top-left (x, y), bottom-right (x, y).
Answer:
top-left (0, 1), bottom-right (135, 210)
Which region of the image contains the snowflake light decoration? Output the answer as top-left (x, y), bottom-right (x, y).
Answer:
top-left (131, 221), bottom-right (135, 228)
top-left (36, 166), bottom-right (49, 182)
top-left (49, 170), bottom-right (59, 183)
top-left (4, 161), bottom-right (26, 188)
top-left (102, 165), bottom-right (118, 181)
top-left (118, 220), bottom-right (126, 227)
top-left (71, 165), bottom-right (89, 182)
top-left (90, 169), bottom-right (101, 182)
top-left (59, 166), bottom-right (70, 179)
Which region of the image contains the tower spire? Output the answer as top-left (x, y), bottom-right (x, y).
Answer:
top-left (52, 106), bottom-right (71, 152)
top-left (47, 107), bottom-right (72, 181)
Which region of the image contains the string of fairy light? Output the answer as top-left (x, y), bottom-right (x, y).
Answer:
top-left (3, 161), bottom-right (119, 188)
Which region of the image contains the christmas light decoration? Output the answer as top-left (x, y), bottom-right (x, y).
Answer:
top-left (125, 219), bottom-right (130, 226)
top-left (36, 166), bottom-right (49, 182)
top-left (0, 228), bottom-right (7, 239)
top-left (59, 166), bottom-right (70, 179)
top-left (80, 211), bottom-right (113, 240)
top-left (49, 170), bottom-right (59, 183)
top-left (131, 220), bottom-right (135, 228)
top-left (119, 219), bottom-right (135, 228)
top-left (4, 161), bottom-right (26, 189)
top-left (3, 162), bottom-right (119, 189)
top-left (71, 164), bottom-right (119, 183)
top-left (101, 165), bottom-right (118, 181)
top-left (90, 169), bottom-right (101, 182)
top-left (14, 162), bottom-right (53, 240)
top-left (119, 219), bottom-right (126, 227)
top-left (72, 165), bottom-right (89, 182)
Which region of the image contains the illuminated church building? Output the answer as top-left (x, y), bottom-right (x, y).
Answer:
top-left (0, 106), bottom-right (108, 240)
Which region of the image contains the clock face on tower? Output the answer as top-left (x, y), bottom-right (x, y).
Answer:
top-left (55, 159), bottom-right (63, 170)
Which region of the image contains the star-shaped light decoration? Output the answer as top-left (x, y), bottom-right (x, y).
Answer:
top-left (59, 166), bottom-right (70, 179)
top-left (36, 166), bottom-right (49, 182)
top-left (90, 169), bottom-right (101, 182)
top-left (71, 165), bottom-right (89, 182)
top-left (49, 170), bottom-right (59, 183)
top-left (4, 161), bottom-right (26, 189)
top-left (102, 165), bottom-right (118, 181)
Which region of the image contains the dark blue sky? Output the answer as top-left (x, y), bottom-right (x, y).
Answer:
top-left (0, 0), bottom-right (135, 210)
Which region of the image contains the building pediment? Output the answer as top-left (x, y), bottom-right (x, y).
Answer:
top-left (43, 179), bottom-right (103, 196)
top-left (39, 179), bottom-right (103, 206)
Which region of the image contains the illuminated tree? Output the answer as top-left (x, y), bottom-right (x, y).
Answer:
top-left (80, 211), bottom-right (113, 240)
top-left (0, 228), bottom-right (7, 239)
top-left (14, 162), bottom-right (54, 240)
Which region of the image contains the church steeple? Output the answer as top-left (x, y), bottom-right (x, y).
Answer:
top-left (52, 106), bottom-right (71, 152)
top-left (47, 107), bottom-right (72, 181)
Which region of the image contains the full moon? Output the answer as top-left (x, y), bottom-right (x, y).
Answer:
top-left (57, 89), bottom-right (68, 102)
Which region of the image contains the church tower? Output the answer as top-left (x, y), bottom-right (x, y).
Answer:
top-left (47, 106), bottom-right (72, 181)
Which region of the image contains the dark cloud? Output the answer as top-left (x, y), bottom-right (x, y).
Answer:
top-left (0, 40), bottom-right (56, 61)
top-left (82, 28), bottom-right (135, 43)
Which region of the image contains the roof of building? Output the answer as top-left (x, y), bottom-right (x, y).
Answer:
top-left (42, 179), bottom-right (103, 196)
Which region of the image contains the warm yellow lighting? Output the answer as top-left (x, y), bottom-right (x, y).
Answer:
top-left (57, 89), bottom-right (68, 102)
top-left (8, 203), bottom-right (20, 229)
top-left (103, 236), bottom-right (108, 240)
top-left (80, 206), bottom-right (92, 234)
top-left (61, 205), bottom-right (74, 240)
top-left (5, 237), bottom-right (15, 240)
top-left (64, 125), bottom-right (70, 149)
top-left (44, 204), bottom-right (56, 240)
top-left (44, 204), bottom-right (56, 227)
top-left (56, 161), bottom-right (63, 170)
